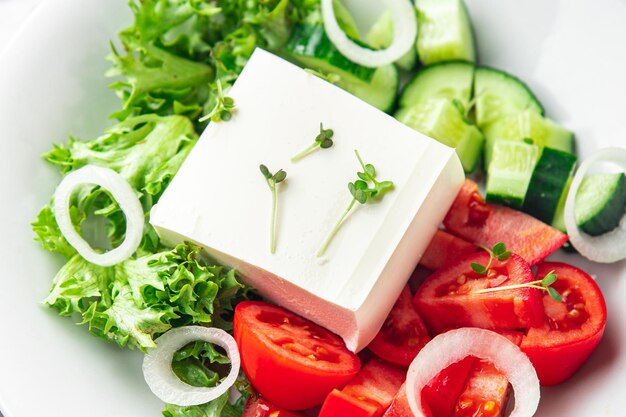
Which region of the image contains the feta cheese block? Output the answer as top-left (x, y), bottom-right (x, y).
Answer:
top-left (150, 48), bottom-right (464, 352)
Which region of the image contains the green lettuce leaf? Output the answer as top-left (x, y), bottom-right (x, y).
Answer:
top-left (45, 243), bottom-right (248, 351)
top-left (163, 391), bottom-right (246, 417)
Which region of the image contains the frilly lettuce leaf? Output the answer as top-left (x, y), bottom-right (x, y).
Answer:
top-left (163, 391), bottom-right (246, 417)
top-left (45, 243), bottom-right (249, 351)
top-left (34, 113), bottom-right (197, 255)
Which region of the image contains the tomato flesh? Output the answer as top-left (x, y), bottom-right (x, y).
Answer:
top-left (520, 262), bottom-right (607, 385)
top-left (367, 286), bottom-right (431, 367)
top-left (454, 359), bottom-right (509, 417)
top-left (234, 301), bottom-right (361, 410)
top-left (423, 357), bottom-right (474, 417)
top-left (443, 179), bottom-right (567, 266)
top-left (414, 252), bottom-right (544, 334)
top-left (243, 396), bottom-right (304, 417)
top-left (419, 229), bottom-right (478, 271)
top-left (319, 358), bottom-right (405, 417)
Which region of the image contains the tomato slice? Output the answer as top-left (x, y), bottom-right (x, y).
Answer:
top-left (520, 262), bottom-right (607, 385)
top-left (413, 252), bottom-right (544, 334)
top-left (419, 229), bottom-right (478, 271)
top-left (367, 286), bottom-right (431, 367)
top-left (453, 359), bottom-right (510, 417)
top-left (384, 383), bottom-right (429, 417)
top-left (243, 396), bottom-right (304, 417)
top-left (443, 179), bottom-right (567, 266)
top-left (234, 301), bottom-right (361, 410)
top-left (422, 357), bottom-right (474, 417)
top-left (318, 358), bottom-right (405, 417)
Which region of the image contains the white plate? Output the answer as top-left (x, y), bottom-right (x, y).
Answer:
top-left (1, 0), bottom-right (625, 416)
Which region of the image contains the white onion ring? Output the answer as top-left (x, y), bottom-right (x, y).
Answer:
top-left (406, 328), bottom-right (539, 417)
top-left (564, 147), bottom-right (626, 263)
top-left (321, 0), bottom-right (417, 68)
top-left (143, 326), bottom-right (241, 406)
top-left (53, 165), bottom-right (144, 266)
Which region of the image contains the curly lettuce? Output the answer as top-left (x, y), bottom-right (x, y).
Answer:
top-left (45, 243), bottom-right (248, 351)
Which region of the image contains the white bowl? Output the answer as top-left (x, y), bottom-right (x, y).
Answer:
top-left (1, 0), bottom-right (625, 415)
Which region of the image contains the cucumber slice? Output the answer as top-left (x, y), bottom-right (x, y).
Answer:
top-left (399, 61), bottom-right (475, 110)
top-left (366, 11), bottom-right (418, 71)
top-left (474, 67), bottom-right (544, 128)
top-left (286, 24), bottom-right (399, 112)
top-left (415, 0), bottom-right (476, 65)
top-left (337, 64), bottom-right (399, 112)
top-left (483, 110), bottom-right (574, 169)
top-left (486, 141), bottom-right (538, 209)
top-left (551, 176), bottom-right (572, 233)
top-left (523, 148), bottom-right (577, 224)
top-left (396, 99), bottom-right (484, 173)
top-left (575, 173), bottom-right (626, 236)
top-left (286, 24), bottom-right (376, 82)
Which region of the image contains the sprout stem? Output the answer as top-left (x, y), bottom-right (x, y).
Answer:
top-left (291, 143), bottom-right (320, 162)
top-left (316, 198), bottom-right (357, 257)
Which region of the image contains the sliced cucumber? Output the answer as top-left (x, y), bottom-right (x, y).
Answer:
top-left (286, 24), bottom-right (376, 82)
top-left (483, 110), bottom-right (574, 169)
top-left (286, 24), bottom-right (399, 112)
top-left (415, 0), bottom-right (476, 65)
top-left (399, 61), bottom-right (475, 110)
top-left (474, 67), bottom-right (544, 128)
top-left (575, 173), bottom-right (626, 236)
top-left (337, 64), bottom-right (399, 112)
top-left (485, 141), bottom-right (538, 209)
top-left (366, 11), bottom-right (418, 71)
top-left (523, 148), bottom-right (577, 224)
top-left (396, 98), bottom-right (484, 173)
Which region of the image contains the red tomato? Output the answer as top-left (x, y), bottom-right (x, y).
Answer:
top-left (243, 396), bottom-right (304, 417)
top-left (384, 383), bottom-right (431, 417)
top-left (413, 252), bottom-right (544, 334)
top-left (234, 301), bottom-right (361, 410)
top-left (419, 229), bottom-right (478, 271)
top-left (520, 262), bottom-right (607, 385)
top-left (318, 358), bottom-right (405, 417)
top-left (367, 286), bottom-right (431, 367)
top-left (443, 179), bottom-right (567, 266)
top-left (422, 357), bottom-right (475, 417)
top-left (453, 359), bottom-right (510, 417)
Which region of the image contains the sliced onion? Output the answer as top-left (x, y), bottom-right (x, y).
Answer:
top-left (406, 328), bottom-right (539, 417)
top-left (564, 147), bottom-right (626, 263)
top-left (53, 165), bottom-right (143, 266)
top-left (143, 326), bottom-right (241, 406)
top-left (321, 0), bottom-right (417, 68)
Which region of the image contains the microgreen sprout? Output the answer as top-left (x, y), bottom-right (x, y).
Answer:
top-left (316, 150), bottom-right (394, 257)
top-left (199, 80), bottom-right (236, 123)
top-left (260, 164), bottom-right (287, 254)
top-left (470, 242), bottom-right (512, 275)
top-left (473, 270), bottom-right (563, 302)
top-left (291, 123), bottom-right (335, 162)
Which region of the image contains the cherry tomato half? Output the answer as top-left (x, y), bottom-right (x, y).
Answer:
top-left (242, 396), bottom-right (304, 417)
top-left (520, 262), bottom-right (607, 385)
top-left (413, 252), bottom-right (544, 334)
top-left (234, 301), bottom-right (361, 410)
top-left (367, 286), bottom-right (430, 367)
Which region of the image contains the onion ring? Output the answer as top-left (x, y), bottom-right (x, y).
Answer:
top-left (143, 326), bottom-right (241, 406)
top-left (564, 147), bottom-right (626, 263)
top-left (53, 165), bottom-right (143, 266)
top-left (406, 328), bottom-right (540, 417)
top-left (321, 0), bottom-right (417, 68)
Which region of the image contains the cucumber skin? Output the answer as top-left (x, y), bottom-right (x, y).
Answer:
top-left (474, 66), bottom-right (544, 128)
top-left (485, 141), bottom-right (538, 209)
top-left (576, 174), bottom-right (626, 236)
top-left (523, 148), bottom-right (577, 224)
top-left (285, 24), bottom-right (376, 82)
top-left (399, 61), bottom-right (475, 110)
top-left (415, 0), bottom-right (476, 65)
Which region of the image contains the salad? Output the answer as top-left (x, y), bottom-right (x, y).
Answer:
top-left (25, 0), bottom-right (626, 416)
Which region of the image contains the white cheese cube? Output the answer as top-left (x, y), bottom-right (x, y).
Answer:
top-left (150, 49), bottom-right (464, 351)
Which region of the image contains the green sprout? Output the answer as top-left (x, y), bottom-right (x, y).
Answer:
top-left (291, 123), bottom-right (335, 162)
top-left (473, 270), bottom-right (563, 303)
top-left (316, 150), bottom-right (394, 257)
top-left (470, 242), bottom-right (512, 275)
top-left (260, 164), bottom-right (287, 254)
top-left (199, 79), bottom-right (235, 123)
